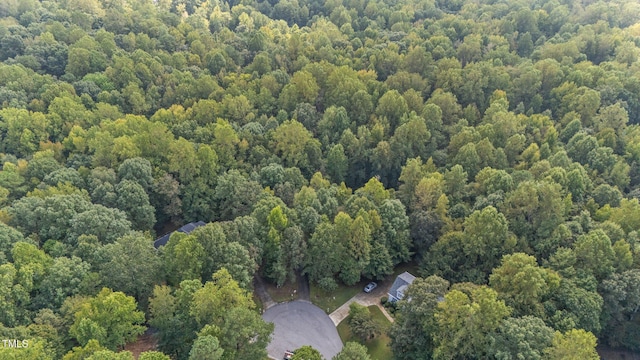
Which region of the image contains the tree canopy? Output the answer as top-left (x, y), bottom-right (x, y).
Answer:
top-left (1, 0), bottom-right (640, 357)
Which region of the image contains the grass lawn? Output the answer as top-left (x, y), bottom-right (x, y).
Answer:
top-left (337, 305), bottom-right (393, 360)
top-left (310, 280), bottom-right (365, 314)
top-left (264, 279), bottom-right (299, 303)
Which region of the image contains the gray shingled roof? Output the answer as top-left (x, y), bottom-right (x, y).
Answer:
top-left (388, 271), bottom-right (416, 301)
top-left (153, 221), bottom-right (207, 248)
top-left (398, 271), bottom-right (416, 284)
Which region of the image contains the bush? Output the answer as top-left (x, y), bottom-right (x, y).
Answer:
top-left (318, 277), bottom-right (338, 292)
top-left (381, 296), bottom-right (388, 305)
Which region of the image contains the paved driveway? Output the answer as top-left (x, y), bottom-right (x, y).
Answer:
top-left (328, 282), bottom-right (395, 326)
top-left (263, 301), bottom-right (343, 360)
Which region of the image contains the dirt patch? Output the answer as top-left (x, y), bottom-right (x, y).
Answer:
top-left (123, 329), bottom-right (158, 359)
top-left (297, 272), bottom-right (310, 301)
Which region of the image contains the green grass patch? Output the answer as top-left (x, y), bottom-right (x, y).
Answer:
top-left (337, 305), bottom-right (393, 360)
top-left (264, 280), bottom-right (299, 303)
top-left (310, 281), bottom-right (365, 314)
top-left (337, 318), bottom-right (351, 341)
top-left (368, 306), bottom-right (391, 332)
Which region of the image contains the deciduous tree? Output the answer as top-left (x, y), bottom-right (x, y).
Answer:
top-left (69, 287), bottom-right (146, 350)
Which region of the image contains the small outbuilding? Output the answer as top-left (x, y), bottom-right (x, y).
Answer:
top-left (153, 221), bottom-right (206, 249)
top-left (388, 271), bottom-right (416, 303)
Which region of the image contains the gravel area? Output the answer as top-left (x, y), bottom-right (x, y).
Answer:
top-left (263, 301), bottom-right (343, 360)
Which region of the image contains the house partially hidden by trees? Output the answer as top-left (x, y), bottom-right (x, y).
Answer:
top-left (153, 221), bottom-right (206, 248)
top-left (388, 272), bottom-right (416, 302)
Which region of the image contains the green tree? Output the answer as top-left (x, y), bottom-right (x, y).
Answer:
top-left (148, 283), bottom-right (198, 359)
top-left (0, 262), bottom-right (32, 326)
top-left (338, 213), bottom-right (372, 286)
top-left (549, 278), bottom-right (603, 334)
top-left (487, 316), bottom-right (554, 360)
top-left (63, 339), bottom-right (107, 360)
top-left (0, 223), bottom-right (25, 264)
top-left (163, 233), bottom-right (206, 285)
top-left (390, 276), bottom-right (449, 360)
top-left (189, 335), bottom-right (224, 360)
top-left (574, 229), bottom-right (616, 281)
top-left (11, 241), bottom-right (53, 293)
top-left (213, 170), bottom-right (263, 221)
top-left (600, 269), bottom-right (640, 350)
top-left (9, 193), bottom-right (91, 243)
top-left (327, 144), bottom-right (348, 184)
top-left (304, 220), bottom-right (342, 290)
top-left (152, 172), bottom-right (183, 225)
top-left (279, 71), bottom-right (319, 113)
top-left (191, 224), bottom-right (255, 289)
top-left (214, 306), bottom-right (273, 360)
top-left (376, 90), bottom-right (409, 131)
top-left (272, 120), bottom-right (322, 173)
top-left (363, 241), bottom-right (393, 281)
top-left (168, 137), bottom-right (199, 183)
top-left (292, 345), bottom-right (323, 360)
top-left (318, 106), bottom-right (352, 145)
top-left (68, 204), bottom-right (132, 245)
top-left (333, 342), bottom-right (370, 360)
top-left (34, 256), bottom-right (91, 310)
top-left (139, 352), bottom-right (172, 360)
top-left (117, 157), bottom-right (154, 190)
top-left (325, 66), bottom-right (367, 113)
top-left (0, 338), bottom-right (54, 359)
top-left (501, 180), bottom-right (565, 242)
top-left (348, 303), bottom-right (380, 341)
top-left (489, 253), bottom-right (560, 316)
top-left (461, 206), bottom-right (515, 279)
top-left (377, 199), bottom-right (412, 266)
top-left (263, 205), bottom-right (289, 286)
top-left (98, 232), bottom-right (161, 308)
top-left (609, 198), bottom-right (640, 234)
top-left (69, 287), bottom-right (146, 350)
top-left (433, 286), bottom-right (512, 360)
top-left (544, 329), bottom-right (599, 360)
top-left (189, 268), bottom-right (254, 327)
top-left (115, 179), bottom-right (156, 231)
top-left (86, 350), bottom-right (135, 360)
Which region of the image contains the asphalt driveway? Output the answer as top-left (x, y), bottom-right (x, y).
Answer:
top-left (263, 301), bottom-right (343, 360)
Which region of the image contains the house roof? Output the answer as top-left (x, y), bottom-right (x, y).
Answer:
top-left (398, 271), bottom-right (416, 284)
top-left (153, 221), bottom-right (206, 249)
top-left (153, 233), bottom-right (172, 248)
top-left (179, 221), bottom-right (206, 233)
top-left (388, 271), bottom-right (416, 300)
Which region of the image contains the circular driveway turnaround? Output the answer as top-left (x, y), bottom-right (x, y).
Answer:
top-left (263, 301), bottom-right (343, 360)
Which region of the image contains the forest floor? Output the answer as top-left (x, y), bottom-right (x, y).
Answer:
top-left (123, 329), bottom-right (158, 359)
top-left (598, 345), bottom-right (640, 360)
top-left (258, 271), bottom-right (310, 305)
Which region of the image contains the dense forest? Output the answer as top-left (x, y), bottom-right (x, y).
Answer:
top-left (1, 0), bottom-right (640, 359)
